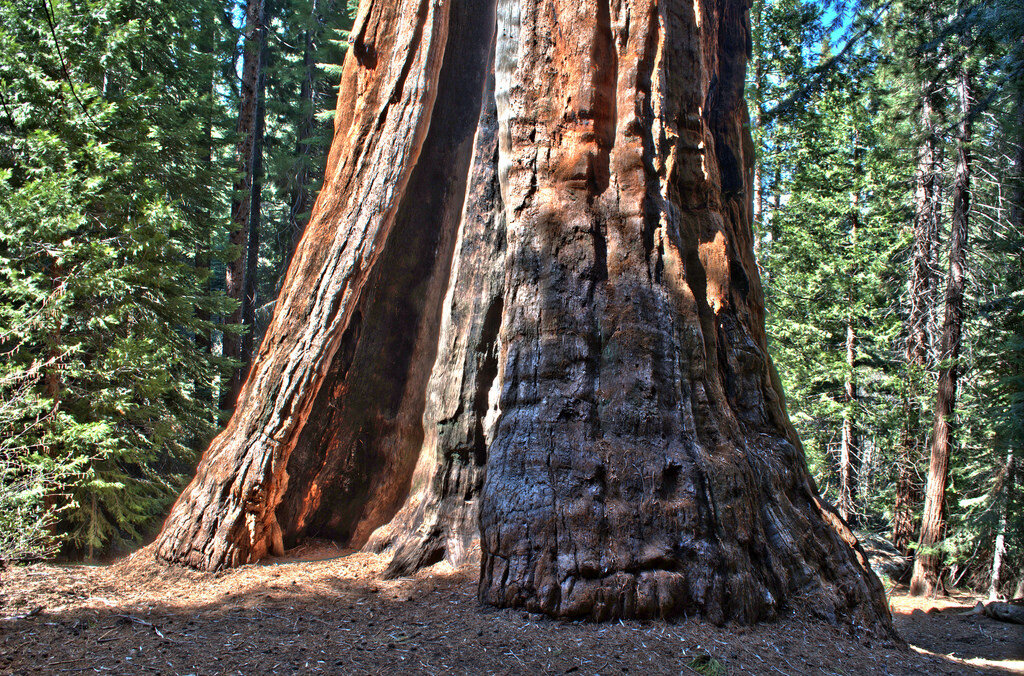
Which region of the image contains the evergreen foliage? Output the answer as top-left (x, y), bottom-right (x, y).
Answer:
top-left (0, 0), bottom-right (354, 558)
top-left (0, 0), bottom-right (233, 556)
top-left (754, 0), bottom-right (1024, 594)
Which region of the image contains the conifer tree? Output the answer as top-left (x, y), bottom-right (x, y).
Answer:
top-left (0, 0), bottom-right (230, 555)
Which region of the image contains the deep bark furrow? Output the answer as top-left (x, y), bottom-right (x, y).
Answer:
top-left (155, 0), bottom-right (453, 570)
top-left (277, 0), bottom-right (499, 550)
top-left (366, 53), bottom-right (508, 576)
top-left (479, 0), bottom-right (891, 628)
top-left (156, 0), bottom-right (894, 635)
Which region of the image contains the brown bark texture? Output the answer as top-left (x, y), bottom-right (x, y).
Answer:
top-left (223, 0), bottom-right (268, 410)
top-left (893, 79), bottom-right (940, 554)
top-left (366, 68), bottom-right (507, 577)
top-left (157, 0), bottom-right (460, 569)
top-left (155, 0), bottom-right (893, 631)
top-left (910, 66), bottom-right (972, 598)
top-left (477, 0), bottom-right (888, 628)
top-left (839, 189), bottom-right (859, 525)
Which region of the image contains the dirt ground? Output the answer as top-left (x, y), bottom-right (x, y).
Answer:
top-left (1, 542), bottom-right (1021, 675)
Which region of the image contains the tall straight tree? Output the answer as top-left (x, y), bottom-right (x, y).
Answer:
top-left (0, 0), bottom-right (227, 553)
top-left (893, 48), bottom-right (942, 554)
top-left (154, 0), bottom-right (893, 630)
top-left (223, 0), bottom-right (268, 410)
top-left (839, 161), bottom-right (860, 524)
top-left (910, 64), bottom-right (973, 597)
top-left (283, 0), bottom-right (332, 267)
top-left (240, 37), bottom-right (268, 368)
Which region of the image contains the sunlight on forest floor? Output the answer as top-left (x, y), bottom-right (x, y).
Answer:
top-left (1, 543), bottom-right (1020, 675)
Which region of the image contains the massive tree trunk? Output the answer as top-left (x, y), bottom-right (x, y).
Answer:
top-left (155, 0), bottom-right (892, 631)
top-left (909, 66), bottom-right (972, 597)
top-left (893, 76), bottom-right (940, 553)
top-left (157, 0), bottom-right (490, 570)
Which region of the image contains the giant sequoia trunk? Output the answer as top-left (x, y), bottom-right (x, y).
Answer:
top-left (155, 0), bottom-right (892, 630)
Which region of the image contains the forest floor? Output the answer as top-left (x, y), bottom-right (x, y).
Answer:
top-left (1, 541), bottom-right (1021, 675)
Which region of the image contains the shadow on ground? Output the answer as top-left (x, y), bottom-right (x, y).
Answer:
top-left (1, 544), bottom-right (1019, 675)
top-left (892, 600), bottom-right (1023, 664)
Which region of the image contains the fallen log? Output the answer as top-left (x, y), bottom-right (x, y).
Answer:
top-left (983, 601), bottom-right (1024, 625)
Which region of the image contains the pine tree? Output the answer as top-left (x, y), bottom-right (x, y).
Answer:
top-left (0, 0), bottom-right (230, 555)
top-left (758, 2), bottom-right (907, 527)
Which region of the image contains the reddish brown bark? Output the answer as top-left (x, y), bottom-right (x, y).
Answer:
top-left (893, 76), bottom-right (940, 553)
top-left (475, 0), bottom-right (889, 628)
top-left (223, 0), bottom-right (268, 410)
top-left (156, 0), bottom-right (893, 632)
top-left (910, 66), bottom-right (972, 597)
top-left (839, 185), bottom-right (859, 525)
top-left (156, 0), bottom-right (485, 570)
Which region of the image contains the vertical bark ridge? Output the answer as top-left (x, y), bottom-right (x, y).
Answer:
top-left (369, 61), bottom-right (507, 576)
top-left (154, 0), bottom-right (453, 571)
top-left (479, 0), bottom-right (891, 629)
top-left (276, 0), bottom-right (501, 549)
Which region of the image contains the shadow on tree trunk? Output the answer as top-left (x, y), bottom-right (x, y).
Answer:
top-left (154, 0), bottom-right (894, 634)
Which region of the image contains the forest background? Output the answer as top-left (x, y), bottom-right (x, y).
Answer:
top-left (0, 0), bottom-right (1021, 598)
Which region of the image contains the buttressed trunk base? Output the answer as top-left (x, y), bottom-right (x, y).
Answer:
top-left (154, 0), bottom-right (894, 633)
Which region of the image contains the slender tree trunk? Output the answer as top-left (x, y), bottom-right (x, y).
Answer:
top-left (753, 136), bottom-right (762, 256)
top-left (194, 9), bottom-right (217, 425)
top-left (240, 41), bottom-right (267, 366)
top-left (194, 230), bottom-right (213, 427)
top-left (155, 0), bottom-right (893, 633)
top-left (839, 314), bottom-right (858, 523)
top-left (44, 262), bottom-right (61, 414)
top-left (994, 79), bottom-right (1024, 602)
top-left (282, 0), bottom-right (334, 275)
top-left (42, 259), bottom-right (63, 527)
top-left (772, 162), bottom-right (782, 240)
top-left (988, 447), bottom-right (1014, 599)
top-left (894, 77), bottom-right (940, 553)
top-left (910, 66), bottom-right (972, 597)
top-left (750, 3), bottom-right (764, 255)
top-left (223, 0), bottom-right (267, 411)
top-left (839, 160), bottom-right (860, 525)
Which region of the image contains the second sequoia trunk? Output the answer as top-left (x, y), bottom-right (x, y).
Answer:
top-left (155, 0), bottom-right (892, 631)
